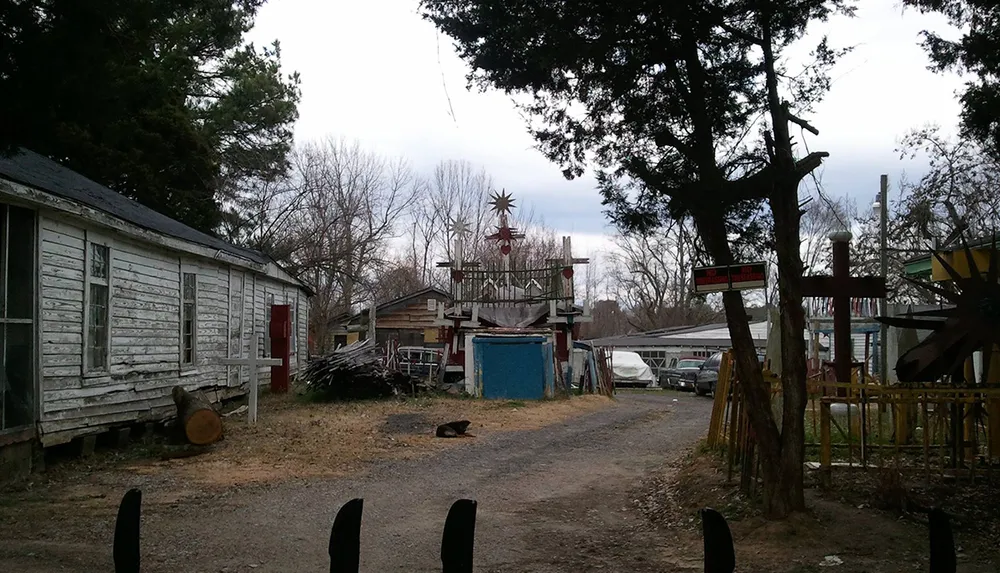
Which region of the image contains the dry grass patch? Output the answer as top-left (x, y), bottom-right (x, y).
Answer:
top-left (131, 393), bottom-right (613, 487)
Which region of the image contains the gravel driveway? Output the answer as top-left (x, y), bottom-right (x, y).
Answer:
top-left (2, 391), bottom-right (713, 572)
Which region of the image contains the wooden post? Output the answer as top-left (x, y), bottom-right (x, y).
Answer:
top-left (896, 401), bottom-right (911, 446)
top-left (820, 401), bottom-right (832, 487)
top-left (562, 236), bottom-right (573, 301)
top-left (988, 398), bottom-right (1000, 461)
top-left (963, 358), bottom-right (977, 465)
top-left (454, 225), bottom-right (464, 314)
top-left (878, 174), bottom-right (889, 385)
top-left (832, 237), bottom-right (852, 386)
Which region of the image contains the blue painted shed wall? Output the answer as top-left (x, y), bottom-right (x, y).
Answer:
top-left (473, 336), bottom-right (552, 400)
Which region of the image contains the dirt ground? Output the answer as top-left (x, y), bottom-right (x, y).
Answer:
top-left (1, 390), bottom-right (677, 572)
top-left (3, 389), bottom-right (998, 572)
top-left (638, 448), bottom-right (1000, 573)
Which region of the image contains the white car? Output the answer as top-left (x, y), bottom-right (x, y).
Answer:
top-left (610, 350), bottom-right (656, 388)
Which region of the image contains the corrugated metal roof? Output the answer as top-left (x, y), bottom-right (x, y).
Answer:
top-left (589, 336), bottom-right (767, 349)
top-left (589, 321), bottom-right (769, 348)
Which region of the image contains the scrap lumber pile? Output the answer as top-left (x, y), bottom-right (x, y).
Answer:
top-left (304, 339), bottom-right (417, 399)
top-left (592, 346), bottom-right (616, 396)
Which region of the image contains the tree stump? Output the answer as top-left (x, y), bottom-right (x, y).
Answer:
top-left (171, 386), bottom-right (223, 445)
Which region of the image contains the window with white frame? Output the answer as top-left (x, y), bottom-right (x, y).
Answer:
top-left (85, 241), bottom-right (111, 372)
top-left (181, 272), bottom-right (197, 365)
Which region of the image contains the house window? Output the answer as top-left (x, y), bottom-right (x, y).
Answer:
top-left (264, 293), bottom-right (274, 357)
top-left (86, 242), bottom-right (110, 372)
top-left (289, 297), bottom-right (297, 358)
top-left (181, 272), bottom-right (197, 365)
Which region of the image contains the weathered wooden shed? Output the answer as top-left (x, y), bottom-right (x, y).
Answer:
top-left (0, 149), bottom-right (311, 468)
top-left (329, 287), bottom-right (451, 349)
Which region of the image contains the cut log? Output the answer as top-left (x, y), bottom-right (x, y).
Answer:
top-left (171, 386), bottom-right (223, 445)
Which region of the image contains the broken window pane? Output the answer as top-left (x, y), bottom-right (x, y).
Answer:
top-left (183, 273), bottom-right (195, 301)
top-left (90, 244), bottom-right (109, 280)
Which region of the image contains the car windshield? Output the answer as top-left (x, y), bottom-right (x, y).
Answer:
top-left (677, 359), bottom-right (704, 368)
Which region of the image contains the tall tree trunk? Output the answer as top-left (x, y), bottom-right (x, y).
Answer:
top-left (769, 180), bottom-right (809, 514)
top-left (760, 1), bottom-right (811, 515)
top-left (694, 211), bottom-right (792, 517)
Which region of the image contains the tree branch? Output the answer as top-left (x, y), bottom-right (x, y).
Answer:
top-left (786, 107), bottom-right (820, 136)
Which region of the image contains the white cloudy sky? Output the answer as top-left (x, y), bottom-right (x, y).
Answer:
top-left (247, 0), bottom-right (966, 256)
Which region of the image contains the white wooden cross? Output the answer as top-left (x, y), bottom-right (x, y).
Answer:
top-left (221, 334), bottom-right (283, 424)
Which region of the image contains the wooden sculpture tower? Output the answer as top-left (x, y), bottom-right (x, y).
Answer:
top-left (434, 189), bottom-right (592, 382)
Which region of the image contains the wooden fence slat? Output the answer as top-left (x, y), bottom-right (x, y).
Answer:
top-left (707, 351), bottom-right (733, 448)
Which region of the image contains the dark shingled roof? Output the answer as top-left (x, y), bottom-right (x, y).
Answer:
top-left (0, 148), bottom-right (269, 265)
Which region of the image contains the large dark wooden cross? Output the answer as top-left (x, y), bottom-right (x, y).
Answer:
top-left (801, 231), bottom-right (887, 385)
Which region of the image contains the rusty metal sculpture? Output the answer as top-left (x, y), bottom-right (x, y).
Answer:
top-left (876, 236), bottom-right (999, 384)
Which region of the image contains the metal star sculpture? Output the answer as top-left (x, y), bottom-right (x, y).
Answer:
top-left (488, 189), bottom-right (515, 215)
top-left (876, 234), bottom-right (1000, 384)
top-left (448, 216), bottom-right (471, 237)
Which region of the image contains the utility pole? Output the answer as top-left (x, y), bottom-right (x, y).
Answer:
top-left (878, 174), bottom-right (889, 384)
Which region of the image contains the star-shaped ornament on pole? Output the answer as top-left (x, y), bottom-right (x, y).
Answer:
top-left (448, 216), bottom-right (471, 238)
top-left (488, 189), bottom-right (516, 216)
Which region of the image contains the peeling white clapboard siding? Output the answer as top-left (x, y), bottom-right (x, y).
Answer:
top-left (39, 218), bottom-right (85, 396)
top-left (33, 212), bottom-right (309, 447)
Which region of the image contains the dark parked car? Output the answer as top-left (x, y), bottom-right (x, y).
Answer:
top-left (659, 356), bottom-right (705, 391)
top-left (694, 352), bottom-right (724, 396)
top-left (694, 351), bottom-right (766, 396)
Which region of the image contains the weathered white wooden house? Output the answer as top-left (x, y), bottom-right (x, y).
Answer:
top-left (0, 149), bottom-right (310, 469)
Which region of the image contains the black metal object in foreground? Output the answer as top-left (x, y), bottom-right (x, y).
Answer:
top-left (441, 499), bottom-right (477, 573)
top-left (929, 508), bottom-right (957, 573)
top-left (325, 497), bottom-right (477, 573)
top-left (701, 508), bottom-right (735, 573)
top-left (329, 498), bottom-right (364, 573)
top-left (113, 489), bottom-right (141, 573)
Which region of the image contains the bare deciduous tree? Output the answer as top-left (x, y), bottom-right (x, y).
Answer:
top-left (578, 299), bottom-right (631, 339)
top-left (605, 219), bottom-right (720, 331)
top-left (372, 257), bottom-right (428, 304)
top-left (249, 138), bottom-right (421, 352)
top-left (852, 127), bottom-right (1000, 305)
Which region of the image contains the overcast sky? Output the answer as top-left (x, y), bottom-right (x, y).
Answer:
top-left (247, 0), bottom-right (966, 256)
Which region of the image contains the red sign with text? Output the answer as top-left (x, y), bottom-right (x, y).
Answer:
top-left (692, 262), bottom-right (766, 293)
top-left (729, 262), bottom-right (767, 290)
top-left (692, 266), bottom-right (731, 293)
